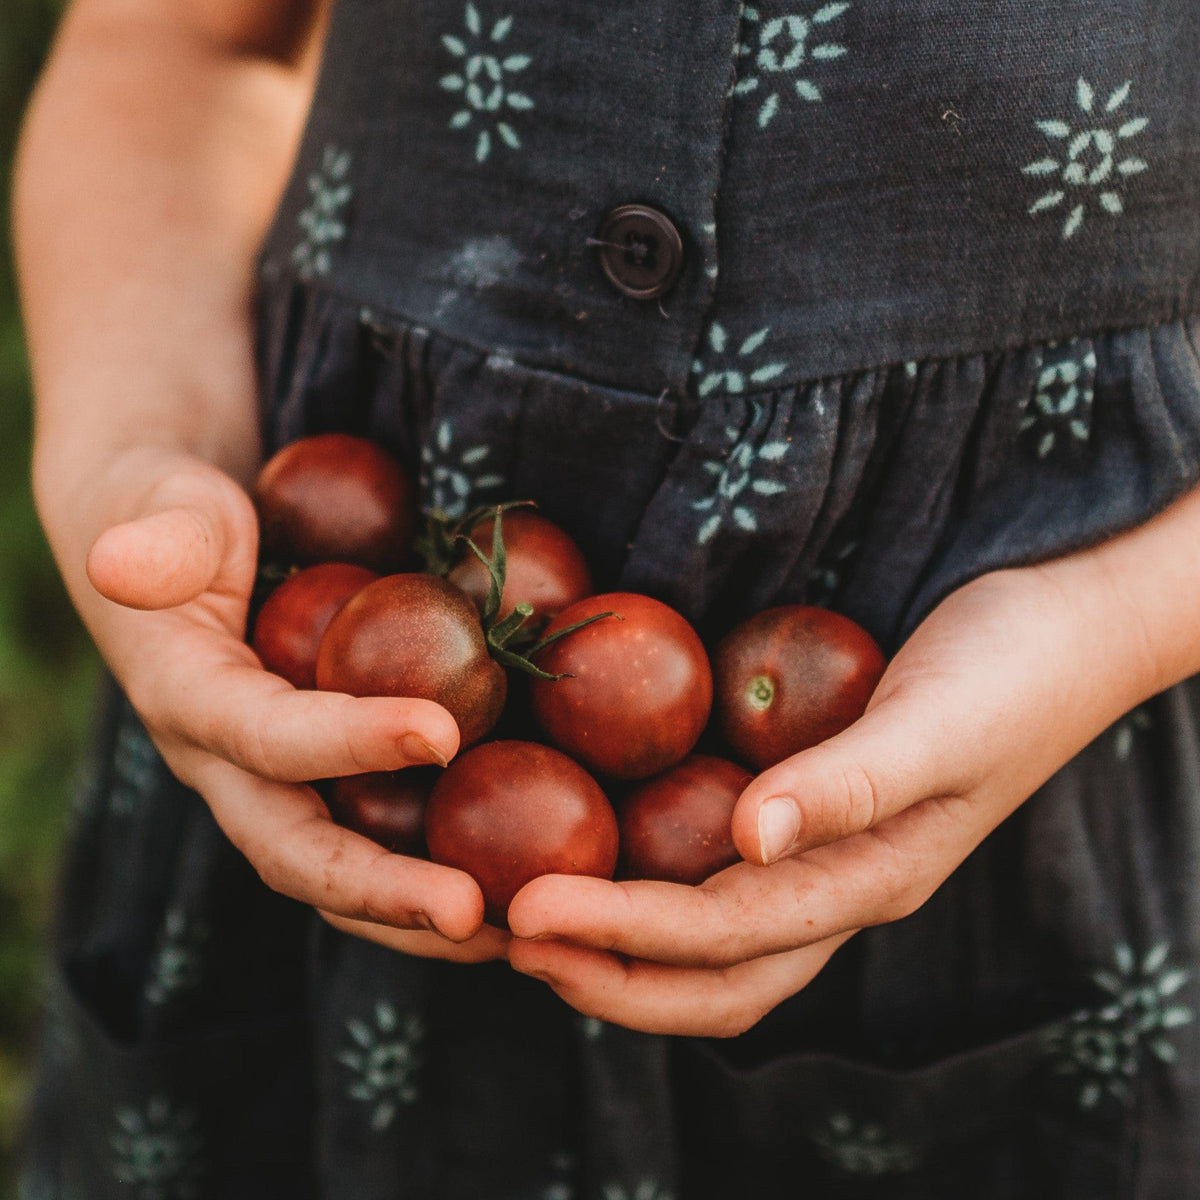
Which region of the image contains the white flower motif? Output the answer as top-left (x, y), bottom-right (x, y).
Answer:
top-left (1024, 78), bottom-right (1149, 239)
top-left (577, 1015), bottom-right (605, 1040)
top-left (1046, 941), bottom-right (1194, 1109)
top-left (111, 1096), bottom-right (203, 1199)
top-left (420, 420), bottom-right (506, 517)
top-left (733, 4), bottom-right (850, 128)
top-left (145, 909), bottom-right (209, 1006)
top-left (692, 323), bottom-right (788, 397)
top-left (337, 1002), bottom-right (424, 1131)
top-left (111, 712), bottom-right (161, 816)
top-left (292, 145), bottom-right (352, 278)
top-left (809, 1111), bottom-right (921, 1176)
top-left (539, 1151), bottom-right (576, 1200)
top-left (601, 1181), bottom-right (673, 1200)
top-left (1111, 706), bottom-right (1152, 761)
top-left (1019, 342), bottom-right (1096, 458)
top-left (806, 537), bottom-right (860, 606)
top-left (692, 398), bottom-right (791, 545)
top-left (440, 3), bottom-right (534, 162)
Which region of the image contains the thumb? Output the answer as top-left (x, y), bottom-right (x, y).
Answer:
top-left (86, 470), bottom-right (258, 611)
top-left (729, 694), bottom-right (973, 866)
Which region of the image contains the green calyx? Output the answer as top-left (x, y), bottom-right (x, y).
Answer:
top-left (414, 500), bottom-right (533, 578)
top-left (746, 674), bottom-right (776, 713)
top-left (457, 505), bottom-right (618, 681)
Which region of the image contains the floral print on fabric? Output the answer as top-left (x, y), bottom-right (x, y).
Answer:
top-left (111, 1096), bottom-right (204, 1199)
top-left (440, 2), bottom-right (535, 162)
top-left (1024, 78), bottom-right (1149, 239)
top-left (600, 1181), bottom-right (674, 1200)
top-left (337, 1002), bottom-right (424, 1132)
top-left (1045, 942), bottom-right (1194, 1109)
top-left (1019, 339), bottom-right (1097, 459)
top-left (420, 420), bottom-right (506, 517)
top-left (733, 4), bottom-right (851, 127)
top-left (110, 709), bottom-right (163, 817)
top-left (144, 908), bottom-right (209, 1007)
top-left (291, 145), bottom-right (352, 279)
top-left (691, 323), bottom-right (787, 397)
top-left (691, 399), bottom-right (791, 545)
top-left (1112, 706), bottom-right (1153, 761)
top-left (808, 1111), bottom-right (921, 1177)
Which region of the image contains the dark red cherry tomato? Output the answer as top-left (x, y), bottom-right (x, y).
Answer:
top-left (714, 605), bottom-right (885, 770)
top-left (448, 510), bottom-right (593, 625)
top-left (619, 755), bottom-right (752, 885)
top-left (330, 768), bottom-right (437, 854)
top-left (255, 433), bottom-right (416, 571)
top-left (424, 740), bottom-right (618, 927)
top-left (315, 574), bottom-right (506, 748)
top-left (529, 593), bottom-right (713, 781)
top-left (252, 562), bottom-right (378, 689)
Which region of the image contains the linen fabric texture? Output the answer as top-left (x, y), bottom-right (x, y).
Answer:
top-left (20, 1), bottom-right (1200, 1197)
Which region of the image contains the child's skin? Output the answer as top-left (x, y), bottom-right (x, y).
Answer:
top-left (17, 0), bottom-right (1200, 1038)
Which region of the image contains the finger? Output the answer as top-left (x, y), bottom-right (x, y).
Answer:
top-left (320, 911), bottom-right (512, 962)
top-left (144, 629), bottom-right (460, 777)
top-left (730, 692), bottom-right (970, 866)
top-left (88, 507), bottom-right (232, 610)
top-left (508, 934), bottom-right (851, 1037)
top-left (509, 792), bottom-right (982, 966)
top-left (193, 757), bottom-right (484, 941)
top-left (86, 468), bottom-right (257, 612)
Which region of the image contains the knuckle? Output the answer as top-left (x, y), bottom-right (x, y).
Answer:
top-left (834, 758), bottom-right (882, 838)
top-left (253, 852), bottom-right (291, 899)
top-left (876, 875), bottom-right (932, 925)
top-left (711, 1001), bottom-right (769, 1039)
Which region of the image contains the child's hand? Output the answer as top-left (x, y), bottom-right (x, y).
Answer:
top-left (83, 447), bottom-right (493, 952)
top-left (505, 487), bottom-right (1200, 1035)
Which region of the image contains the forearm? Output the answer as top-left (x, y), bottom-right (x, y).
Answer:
top-left (15, 0), bottom-right (322, 603)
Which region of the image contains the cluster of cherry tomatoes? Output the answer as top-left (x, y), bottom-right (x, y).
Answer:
top-left (251, 433), bottom-right (887, 927)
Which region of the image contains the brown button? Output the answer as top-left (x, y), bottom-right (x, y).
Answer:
top-left (595, 204), bottom-right (684, 300)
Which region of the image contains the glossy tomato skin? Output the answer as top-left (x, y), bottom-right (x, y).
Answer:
top-left (315, 574), bottom-right (506, 748)
top-left (331, 768), bottom-right (437, 854)
top-left (252, 563), bottom-right (378, 689)
top-left (619, 755), bottom-right (752, 885)
top-left (714, 605), bottom-right (885, 770)
top-left (255, 433), bottom-right (416, 571)
top-left (529, 593), bottom-right (713, 781)
top-left (424, 740), bottom-right (618, 927)
top-left (448, 510), bottom-right (593, 625)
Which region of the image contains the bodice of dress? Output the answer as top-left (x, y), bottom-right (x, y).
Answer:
top-left (262, 0), bottom-right (1200, 394)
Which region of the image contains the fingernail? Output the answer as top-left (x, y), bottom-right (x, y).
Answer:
top-left (758, 796), bottom-right (801, 865)
top-left (400, 734), bottom-right (449, 768)
top-left (412, 911), bottom-right (439, 934)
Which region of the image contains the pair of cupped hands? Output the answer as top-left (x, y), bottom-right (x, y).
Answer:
top-left (84, 447), bottom-right (1173, 1038)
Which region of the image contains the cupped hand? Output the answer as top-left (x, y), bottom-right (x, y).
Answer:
top-left (507, 557), bottom-right (1164, 1035)
top-left (83, 447), bottom-right (496, 953)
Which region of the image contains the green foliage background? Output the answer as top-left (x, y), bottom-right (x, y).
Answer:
top-left (0, 0), bottom-right (103, 1189)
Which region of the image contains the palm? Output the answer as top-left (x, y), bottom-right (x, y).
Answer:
top-left (85, 455), bottom-right (494, 952)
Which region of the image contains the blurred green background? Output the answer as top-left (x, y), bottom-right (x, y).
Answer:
top-left (0, 0), bottom-right (103, 1191)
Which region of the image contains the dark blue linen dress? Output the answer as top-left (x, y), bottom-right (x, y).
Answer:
top-left (20, 2), bottom-right (1200, 1196)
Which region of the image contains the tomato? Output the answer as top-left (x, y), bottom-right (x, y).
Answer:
top-left (330, 768), bottom-right (436, 854)
top-left (315, 574), bottom-right (506, 748)
top-left (447, 510), bottom-right (593, 625)
top-left (618, 755), bottom-right (752, 885)
top-left (255, 433), bottom-right (416, 571)
top-left (424, 740), bottom-right (618, 927)
top-left (252, 562), bottom-right (378, 689)
top-left (528, 593), bottom-right (713, 781)
top-left (714, 605), bottom-right (885, 770)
